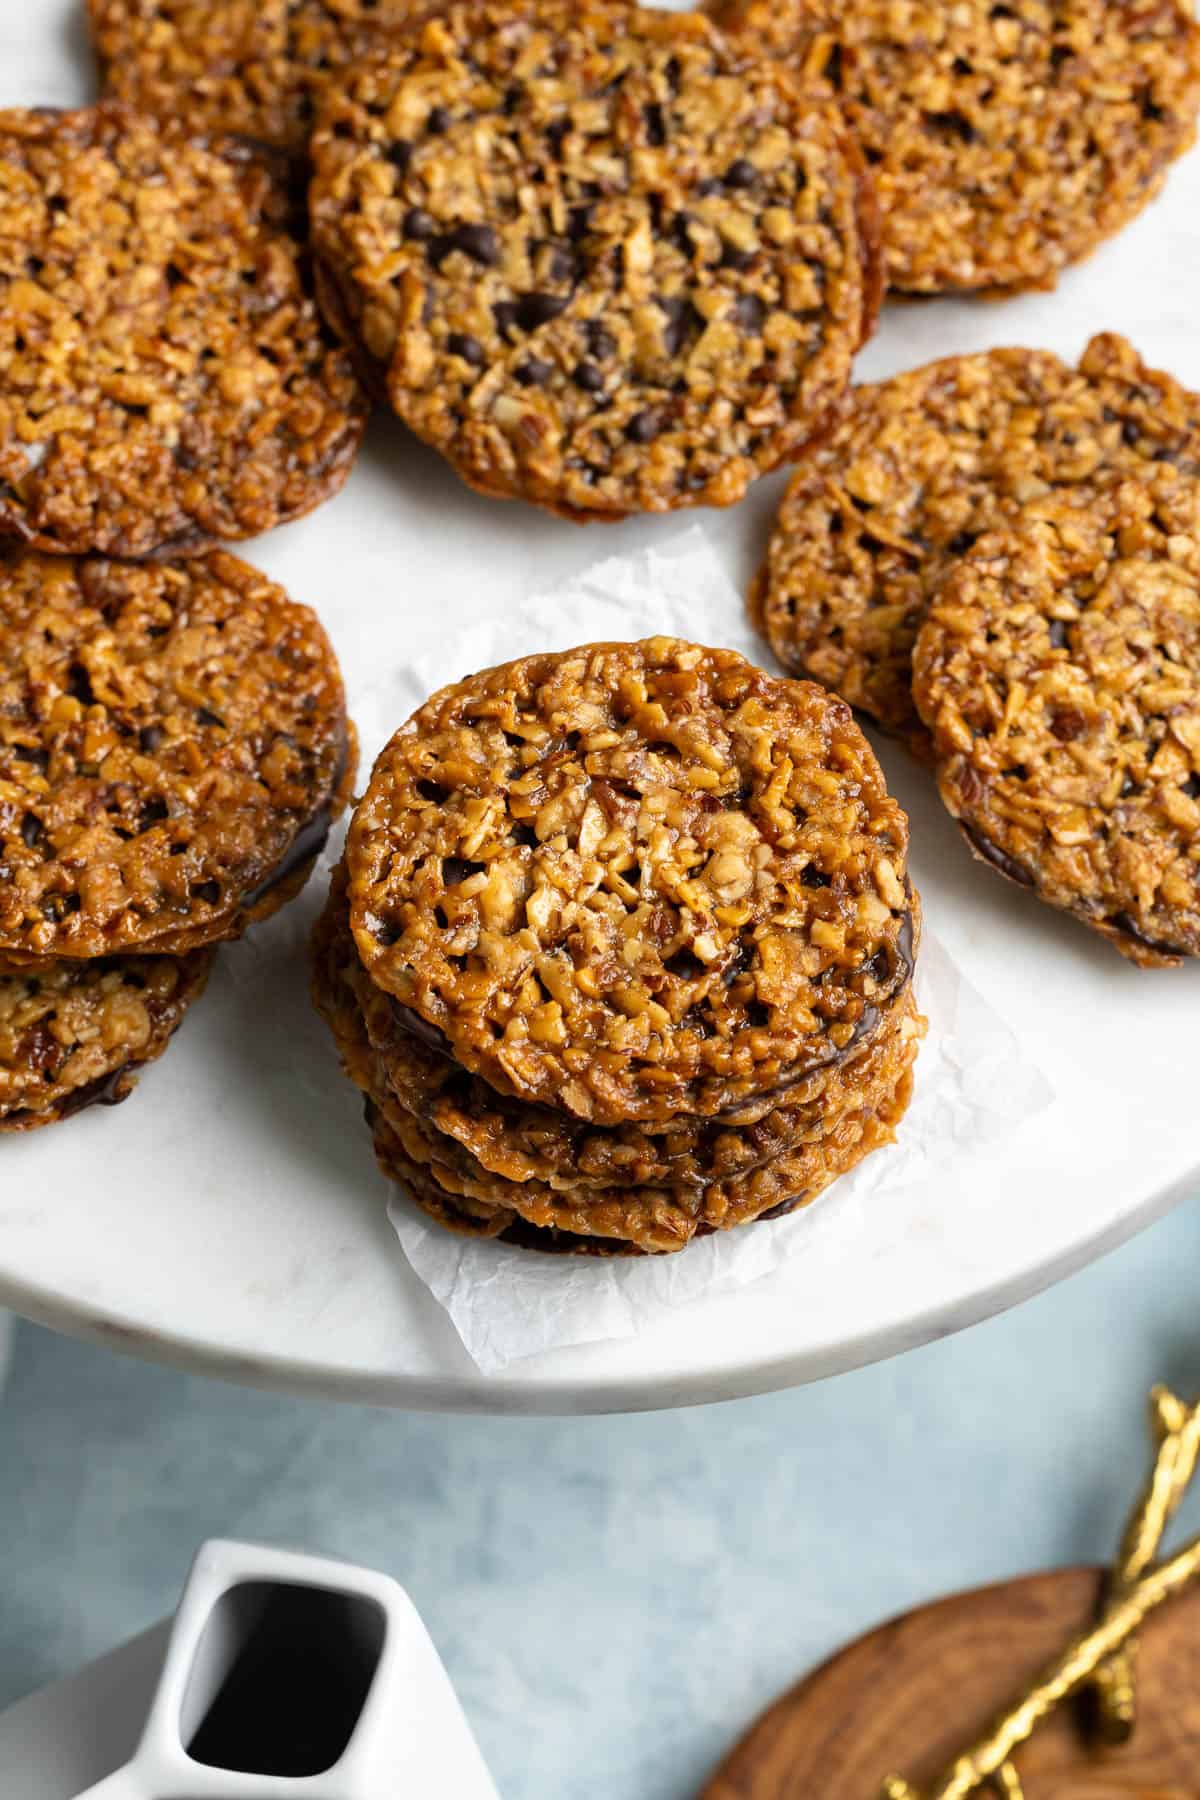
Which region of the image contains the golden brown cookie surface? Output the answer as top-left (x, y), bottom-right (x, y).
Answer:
top-left (309, 0), bottom-right (880, 519)
top-left (87, 0), bottom-right (422, 164)
top-left (913, 479), bottom-right (1200, 967)
top-left (315, 861), bottom-right (920, 1190)
top-left (0, 949), bottom-right (213, 1130)
top-left (313, 894), bottom-right (922, 1254)
top-left (0, 104), bottom-right (367, 558)
top-left (345, 638), bottom-right (913, 1125)
top-left (0, 550), bottom-right (352, 960)
top-left (753, 335), bottom-right (1200, 753)
top-left (713, 0), bottom-right (1200, 293)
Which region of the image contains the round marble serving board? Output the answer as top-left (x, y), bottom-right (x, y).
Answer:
top-left (701, 1567), bottom-right (1200, 1799)
top-left (0, 2), bottom-right (1198, 1412)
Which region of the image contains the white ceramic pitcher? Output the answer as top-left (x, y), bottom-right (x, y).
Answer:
top-left (75, 1538), bottom-right (501, 1800)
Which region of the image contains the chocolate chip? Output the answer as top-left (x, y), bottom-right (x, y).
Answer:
top-left (1047, 620), bottom-right (1069, 649)
top-left (138, 724), bottom-right (164, 753)
top-left (947, 530), bottom-right (978, 555)
top-left (928, 110), bottom-right (976, 143)
top-left (387, 140), bottom-right (412, 172)
top-left (546, 246), bottom-right (576, 284)
top-left (626, 409), bottom-right (661, 444)
top-left (644, 102), bottom-right (666, 146)
top-left (665, 946), bottom-right (704, 980)
top-left (516, 358), bottom-right (554, 386)
top-left (517, 292), bottom-right (569, 330)
top-left (493, 301), bottom-right (519, 339)
top-left (191, 879), bottom-right (221, 905)
top-left (724, 158), bottom-right (757, 188)
top-left (735, 293), bottom-right (766, 331)
top-left (1122, 419), bottom-right (1141, 446)
top-left (447, 332), bottom-right (485, 366)
top-left (138, 797), bottom-right (169, 832)
top-left (426, 105), bottom-right (451, 134)
top-left (585, 321), bottom-right (616, 359)
top-left (195, 706), bottom-right (224, 728)
top-left (443, 857), bottom-right (485, 885)
top-left (658, 295), bottom-right (701, 355)
top-left (801, 864), bottom-right (831, 888)
top-left (403, 207), bottom-right (435, 241)
top-left (719, 241), bottom-right (754, 272)
top-left (573, 361), bottom-right (605, 392)
top-left (20, 812), bottom-right (43, 849)
top-left (416, 778), bottom-right (449, 803)
top-left (695, 176), bottom-right (723, 197)
top-left (449, 223), bottom-right (498, 266)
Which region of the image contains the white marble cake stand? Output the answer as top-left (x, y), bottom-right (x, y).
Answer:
top-left (0, 3), bottom-right (1198, 1413)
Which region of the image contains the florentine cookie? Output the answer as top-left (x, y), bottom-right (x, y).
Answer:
top-left (314, 863), bottom-right (920, 1191)
top-left (318, 933), bottom-right (920, 1253)
top-left (369, 1106), bottom-right (834, 1254)
top-left (0, 550), bottom-right (352, 961)
top-left (753, 335), bottom-right (1200, 754)
top-left (0, 949), bottom-right (213, 1130)
top-left (712, 0), bottom-right (1200, 293)
top-left (370, 1060), bottom-right (914, 1253)
top-left (87, 1), bottom-right (421, 165)
top-left (309, 0), bottom-right (881, 520)
top-left (913, 478), bottom-right (1200, 968)
top-left (0, 104), bottom-right (367, 558)
top-left (345, 638), bottom-right (914, 1125)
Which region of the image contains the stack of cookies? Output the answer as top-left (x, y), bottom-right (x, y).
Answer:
top-left (0, 96), bottom-right (364, 1131)
top-left (0, 552), bottom-right (352, 1130)
top-left (754, 334), bottom-right (1200, 967)
top-left (314, 638), bottom-right (923, 1255)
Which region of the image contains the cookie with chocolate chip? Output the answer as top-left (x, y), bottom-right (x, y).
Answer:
top-left (712, 0), bottom-right (1200, 294)
top-left (87, 1), bottom-right (422, 166)
top-left (0, 549), bottom-right (353, 961)
top-left (370, 1046), bottom-right (916, 1253)
top-left (309, 0), bottom-right (880, 520)
top-left (0, 104), bottom-right (367, 559)
top-left (0, 949), bottom-right (213, 1130)
top-left (315, 859), bottom-right (919, 1189)
top-left (753, 335), bottom-right (1200, 755)
top-left (913, 477), bottom-right (1200, 968)
top-left (344, 638), bottom-right (913, 1126)
top-left (314, 890), bottom-right (922, 1253)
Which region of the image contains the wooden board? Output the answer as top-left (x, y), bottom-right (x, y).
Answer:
top-left (701, 1567), bottom-right (1200, 1799)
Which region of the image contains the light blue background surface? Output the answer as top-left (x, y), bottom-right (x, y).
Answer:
top-left (3, 1196), bottom-right (1200, 1799)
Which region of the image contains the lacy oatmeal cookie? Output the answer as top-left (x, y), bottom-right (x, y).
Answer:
top-left (0, 104), bottom-right (367, 559)
top-left (87, 1), bottom-right (423, 165)
top-left (308, 0), bottom-right (881, 520)
top-left (0, 550), bottom-right (352, 961)
top-left (314, 862), bottom-right (920, 1190)
top-left (368, 1032), bottom-right (917, 1252)
top-left (913, 479), bottom-right (1200, 968)
top-left (712, 0), bottom-right (1200, 294)
top-left (0, 949), bottom-right (212, 1130)
top-left (753, 334), bottom-right (1200, 754)
top-left (345, 638), bottom-right (914, 1125)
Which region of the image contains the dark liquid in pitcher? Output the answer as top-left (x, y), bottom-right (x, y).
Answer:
top-left (187, 1584), bottom-right (384, 1777)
